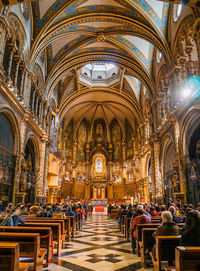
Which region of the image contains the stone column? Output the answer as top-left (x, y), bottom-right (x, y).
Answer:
top-left (73, 140), bottom-right (78, 161)
top-left (13, 55), bottom-right (20, 87)
top-left (39, 100), bottom-right (43, 125)
top-left (170, 117), bottom-right (187, 202)
top-left (6, 44), bottom-right (15, 80)
top-left (132, 137), bottom-right (135, 156)
top-left (153, 138), bottom-right (162, 201)
top-left (43, 138), bottom-right (50, 199)
top-left (34, 92), bottom-right (39, 117)
top-left (108, 143), bottom-right (113, 181)
top-left (19, 65), bottom-right (26, 99)
top-left (36, 134), bottom-right (48, 201)
top-left (31, 88), bottom-right (35, 113)
top-left (42, 101), bottom-right (47, 129)
top-left (0, 27), bottom-right (6, 70)
top-left (122, 139), bottom-right (126, 162)
top-left (85, 143), bottom-right (90, 180)
top-left (150, 134), bottom-right (162, 203)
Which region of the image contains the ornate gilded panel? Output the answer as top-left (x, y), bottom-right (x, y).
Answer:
top-left (111, 119), bottom-right (122, 162)
top-left (126, 120), bottom-right (133, 159)
top-left (65, 120), bottom-right (73, 159)
top-left (77, 119), bottom-right (87, 161)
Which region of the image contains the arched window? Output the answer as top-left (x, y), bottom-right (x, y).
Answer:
top-left (173, 4), bottom-right (182, 22)
top-left (95, 157), bottom-right (103, 173)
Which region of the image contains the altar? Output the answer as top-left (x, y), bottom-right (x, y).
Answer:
top-left (92, 200), bottom-right (107, 206)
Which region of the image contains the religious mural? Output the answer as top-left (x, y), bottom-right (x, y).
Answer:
top-left (111, 119), bottom-right (122, 162)
top-left (77, 119), bottom-right (87, 161)
top-left (126, 120), bottom-right (133, 159)
top-left (65, 120), bottom-right (73, 159)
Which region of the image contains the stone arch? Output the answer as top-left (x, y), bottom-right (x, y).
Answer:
top-left (160, 133), bottom-right (179, 203)
top-left (0, 105), bottom-right (20, 156)
top-left (24, 132), bottom-right (40, 169)
top-left (23, 133), bottom-right (40, 204)
top-left (33, 63), bottom-right (45, 95)
top-left (180, 106), bottom-right (200, 158)
top-left (8, 13), bottom-right (28, 57)
top-left (172, 16), bottom-right (197, 66)
top-left (160, 133), bottom-right (176, 177)
top-left (144, 151), bottom-right (151, 177)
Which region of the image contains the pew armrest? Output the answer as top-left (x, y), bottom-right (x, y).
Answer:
top-left (164, 266), bottom-right (176, 271)
top-left (19, 262), bottom-right (32, 271)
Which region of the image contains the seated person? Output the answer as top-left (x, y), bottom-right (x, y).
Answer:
top-left (11, 208), bottom-right (26, 226)
top-left (149, 206), bottom-right (158, 217)
top-left (158, 205), bottom-right (166, 216)
top-left (36, 205), bottom-right (53, 217)
top-left (168, 206), bottom-right (181, 223)
top-left (131, 208), bottom-right (151, 253)
top-left (153, 211), bottom-right (180, 266)
top-left (64, 206), bottom-right (75, 218)
top-left (153, 211), bottom-right (180, 237)
top-left (19, 205), bottom-right (29, 215)
top-left (181, 210), bottom-right (200, 246)
top-left (30, 205), bottom-right (39, 214)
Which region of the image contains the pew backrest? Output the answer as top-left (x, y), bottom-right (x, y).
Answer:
top-left (175, 246), bottom-right (200, 271)
top-left (0, 242), bottom-right (20, 271)
top-left (156, 236), bottom-right (181, 271)
top-left (0, 232), bottom-right (40, 271)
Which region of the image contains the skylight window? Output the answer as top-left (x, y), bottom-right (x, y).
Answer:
top-left (84, 63), bottom-right (116, 71)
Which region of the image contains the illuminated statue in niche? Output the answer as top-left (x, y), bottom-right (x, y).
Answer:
top-left (95, 157), bottom-right (103, 173)
top-left (91, 153), bottom-right (107, 179)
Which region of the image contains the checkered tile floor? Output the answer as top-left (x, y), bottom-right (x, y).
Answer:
top-left (44, 214), bottom-right (152, 271)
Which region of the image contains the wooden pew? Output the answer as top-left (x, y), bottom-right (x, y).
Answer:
top-left (136, 224), bottom-right (160, 256)
top-left (140, 228), bottom-right (157, 268)
top-left (23, 215), bottom-right (72, 240)
top-left (122, 215), bottom-right (126, 234)
top-left (76, 212), bottom-right (82, 229)
top-left (150, 235), bottom-right (181, 271)
top-left (65, 216), bottom-right (75, 238)
top-left (23, 218), bottom-right (66, 246)
top-left (23, 217), bottom-right (65, 236)
top-left (125, 217), bottom-right (131, 240)
top-left (22, 222), bottom-right (62, 255)
top-left (0, 232), bottom-right (46, 271)
top-left (0, 226), bottom-right (52, 266)
top-left (0, 242), bottom-right (31, 271)
top-left (175, 246), bottom-right (200, 271)
top-left (110, 209), bottom-right (119, 219)
top-left (136, 223), bottom-right (184, 256)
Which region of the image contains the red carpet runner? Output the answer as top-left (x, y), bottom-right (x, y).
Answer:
top-left (95, 206), bottom-right (105, 212)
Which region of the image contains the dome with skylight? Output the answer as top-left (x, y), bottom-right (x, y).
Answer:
top-left (79, 63), bottom-right (120, 87)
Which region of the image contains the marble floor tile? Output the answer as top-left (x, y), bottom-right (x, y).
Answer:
top-left (47, 213), bottom-right (152, 271)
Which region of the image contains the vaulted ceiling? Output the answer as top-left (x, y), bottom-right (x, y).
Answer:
top-left (30, 0), bottom-right (171, 127)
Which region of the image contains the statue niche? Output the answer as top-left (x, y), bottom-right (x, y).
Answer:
top-left (91, 154), bottom-right (107, 180)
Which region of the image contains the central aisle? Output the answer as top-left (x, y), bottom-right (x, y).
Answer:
top-left (46, 214), bottom-right (149, 271)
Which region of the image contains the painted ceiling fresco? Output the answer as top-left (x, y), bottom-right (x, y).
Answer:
top-left (25, 0), bottom-right (171, 115)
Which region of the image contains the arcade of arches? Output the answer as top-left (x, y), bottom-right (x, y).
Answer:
top-left (0, 0), bottom-right (200, 209)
